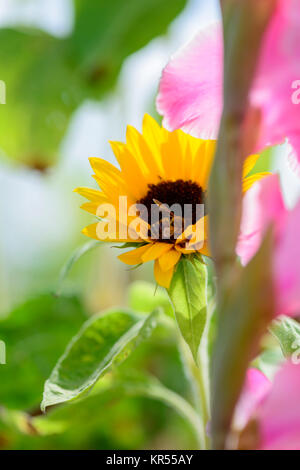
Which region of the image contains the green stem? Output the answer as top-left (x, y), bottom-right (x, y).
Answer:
top-left (167, 256), bottom-right (211, 448)
top-left (180, 334), bottom-right (211, 450)
top-left (137, 378), bottom-right (204, 449)
top-left (197, 341), bottom-right (211, 446)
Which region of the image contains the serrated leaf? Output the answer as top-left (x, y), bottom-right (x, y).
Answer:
top-left (167, 256), bottom-right (207, 362)
top-left (270, 316), bottom-right (300, 358)
top-left (41, 308), bottom-right (159, 411)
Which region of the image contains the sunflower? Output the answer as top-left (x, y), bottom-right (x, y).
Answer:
top-left (74, 114), bottom-right (268, 288)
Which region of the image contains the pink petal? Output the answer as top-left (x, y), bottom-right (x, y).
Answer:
top-left (156, 23), bottom-right (223, 139)
top-left (252, 0), bottom-right (300, 157)
top-left (275, 200), bottom-right (300, 316)
top-left (157, 0), bottom-right (300, 161)
top-left (237, 174), bottom-right (300, 317)
top-left (236, 363), bottom-right (300, 449)
top-left (258, 361), bottom-right (300, 450)
top-left (236, 174), bottom-right (285, 265)
top-left (233, 368), bottom-right (271, 432)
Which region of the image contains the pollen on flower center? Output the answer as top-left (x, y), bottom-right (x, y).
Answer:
top-left (137, 179), bottom-right (206, 243)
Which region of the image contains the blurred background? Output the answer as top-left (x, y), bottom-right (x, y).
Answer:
top-left (0, 0), bottom-right (298, 450)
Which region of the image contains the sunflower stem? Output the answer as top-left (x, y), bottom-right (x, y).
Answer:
top-left (180, 333), bottom-right (211, 450)
top-left (195, 339), bottom-right (211, 449)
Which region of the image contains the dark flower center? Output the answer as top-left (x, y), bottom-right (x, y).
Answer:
top-left (137, 179), bottom-right (206, 243)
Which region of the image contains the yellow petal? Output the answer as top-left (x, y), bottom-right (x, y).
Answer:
top-left (74, 187), bottom-right (106, 202)
top-left (176, 215), bottom-right (208, 245)
top-left (198, 240), bottom-right (210, 257)
top-left (174, 215), bottom-right (210, 255)
top-left (92, 173), bottom-right (134, 206)
top-left (96, 219), bottom-right (142, 242)
top-left (183, 137), bottom-right (201, 180)
top-left (109, 141), bottom-right (148, 200)
top-left (126, 124), bottom-right (162, 180)
top-left (190, 140), bottom-right (207, 182)
top-left (243, 154), bottom-right (260, 178)
top-left (176, 129), bottom-right (189, 178)
top-left (80, 202), bottom-right (101, 215)
top-left (82, 221), bottom-right (142, 243)
top-left (82, 223), bottom-right (99, 240)
top-left (154, 259), bottom-right (175, 288)
top-left (242, 172), bottom-right (271, 193)
top-left (127, 214), bottom-right (150, 241)
top-left (142, 114), bottom-right (164, 148)
top-left (161, 130), bottom-right (184, 180)
top-left (175, 240), bottom-right (210, 257)
top-left (89, 157), bottom-right (122, 180)
top-left (158, 249), bottom-right (181, 272)
top-left (118, 243), bottom-right (152, 266)
top-left (142, 114), bottom-right (166, 177)
top-left (92, 174), bottom-right (119, 202)
top-left (141, 242), bottom-right (173, 263)
top-left (175, 245), bottom-right (196, 254)
top-left (83, 199), bottom-right (147, 242)
top-left (193, 140), bottom-right (216, 189)
top-left (89, 157), bottom-right (134, 201)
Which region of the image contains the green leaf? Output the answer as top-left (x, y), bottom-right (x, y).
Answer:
top-left (167, 256), bottom-right (207, 362)
top-left (0, 294), bottom-right (87, 410)
top-left (0, 29), bottom-right (82, 167)
top-left (36, 370), bottom-right (202, 445)
top-left (249, 146), bottom-right (274, 175)
top-left (270, 316), bottom-right (300, 358)
top-left (128, 280), bottom-right (173, 317)
top-left (41, 308), bottom-right (159, 410)
top-left (112, 242), bottom-right (145, 249)
top-left (72, 0), bottom-right (188, 75)
top-left (56, 240), bottom-right (100, 295)
top-left (252, 347), bottom-right (284, 380)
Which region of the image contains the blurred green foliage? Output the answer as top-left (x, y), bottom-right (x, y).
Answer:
top-left (128, 281), bottom-right (174, 318)
top-left (0, 284), bottom-right (199, 450)
top-left (0, 294), bottom-right (87, 410)
top-left (0, 0), bottom-right (196, 449)
top-left (0, 0), bottom-right (187, 168)
top-left (0, 0), bottom-right (285, 451)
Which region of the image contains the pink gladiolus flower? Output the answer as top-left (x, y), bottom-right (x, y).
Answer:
top-left (235, 362), bottom-right (300, 450)
top-left (157, 23), bottom-right (223, 140)
top-left (237, 174), bottom-right (300, 317)
top-left (157, 0), bottom-right (300, 162)
top-left (233, 368), bottom-right (272, 433)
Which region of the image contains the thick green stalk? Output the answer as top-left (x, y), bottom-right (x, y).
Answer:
top-left (208, 0), bottom-right (277, 449)
top-left (209, 0), bottom-right (277, 293)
